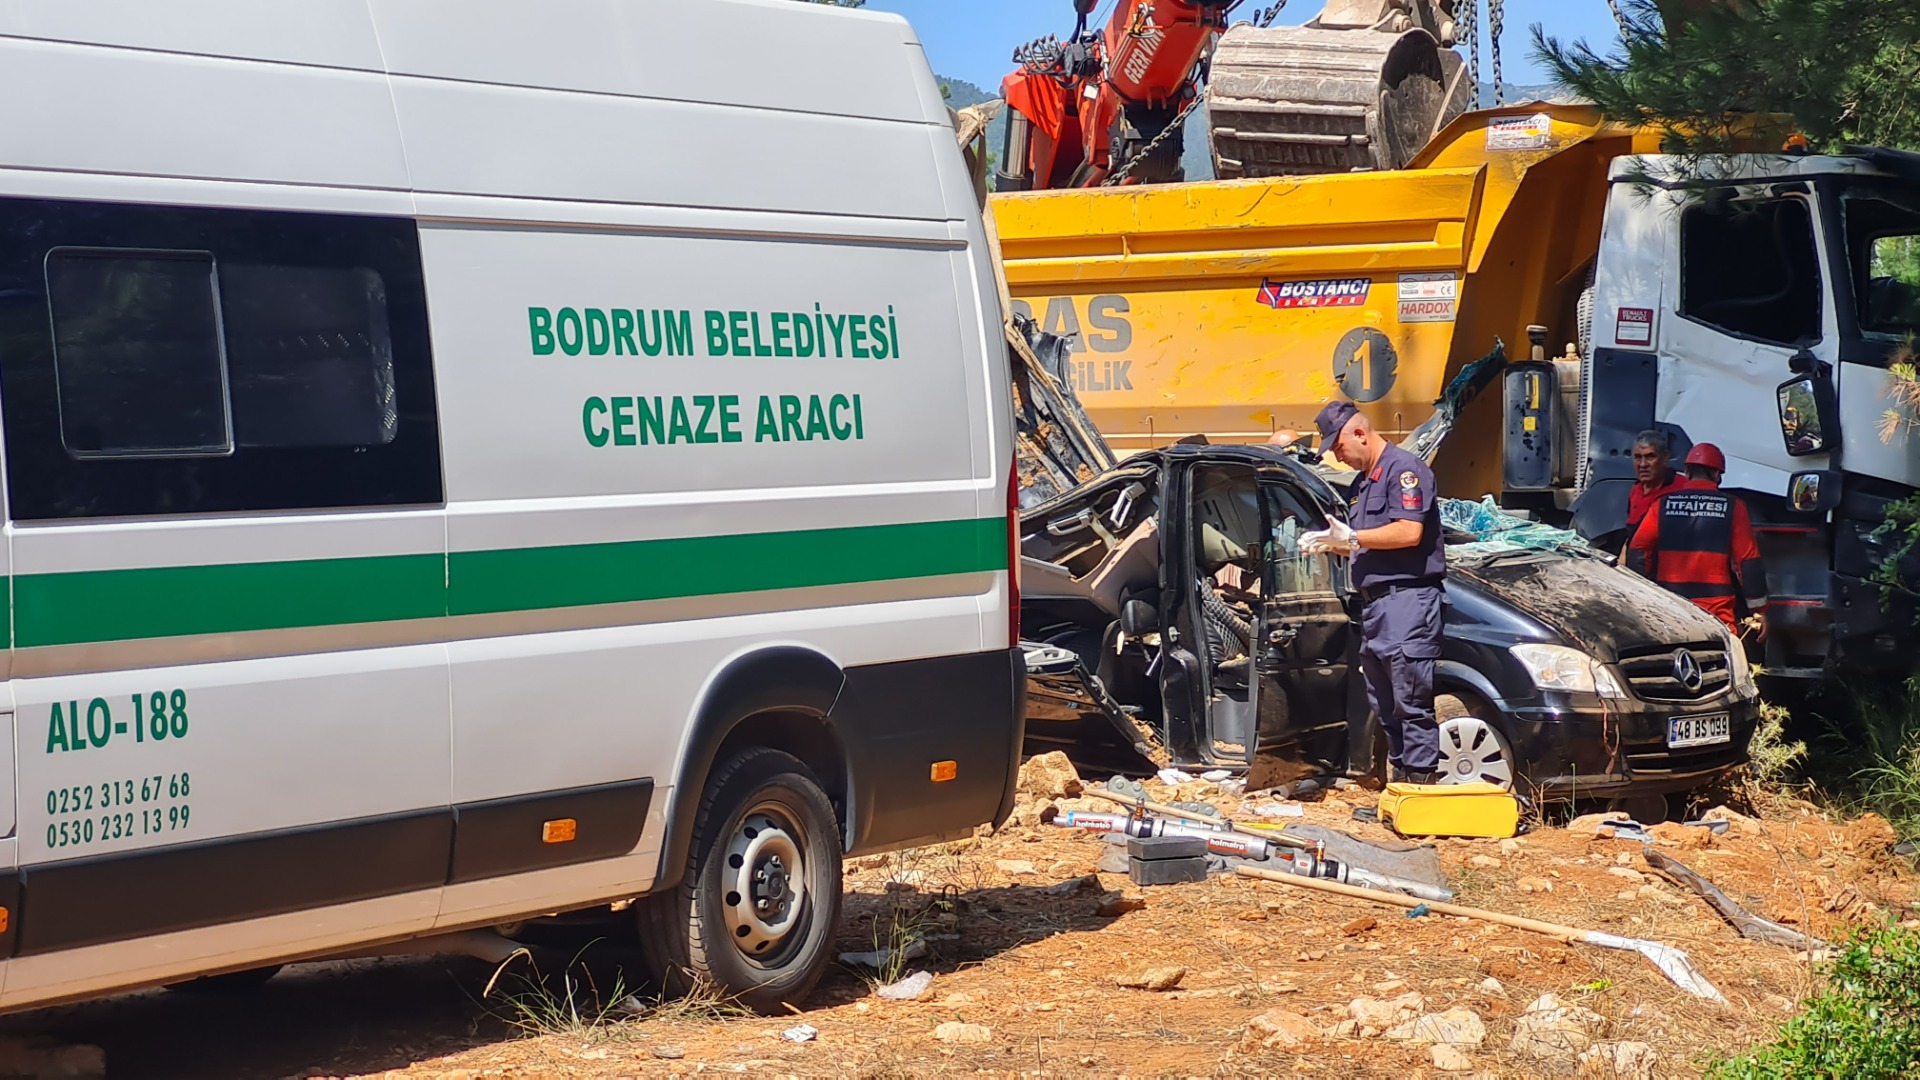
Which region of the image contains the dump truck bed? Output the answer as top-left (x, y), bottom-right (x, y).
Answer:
top-left (990, 104), bottom-right (1663, 499)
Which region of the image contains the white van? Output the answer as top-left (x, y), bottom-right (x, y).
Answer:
top-left (0, 0), bottom-right (1022, 1013)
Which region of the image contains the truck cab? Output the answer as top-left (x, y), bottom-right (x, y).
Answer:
top-left (1576, 150), bottom-right (1920, 674)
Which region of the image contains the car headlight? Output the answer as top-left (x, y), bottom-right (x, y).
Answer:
top-left (1725, 630), bottom-right (1759, 698)
top-left (1509, 643), bottom-right (1626, 697)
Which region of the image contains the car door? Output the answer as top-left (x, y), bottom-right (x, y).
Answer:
top-left (1249, 473), bottom-right (1357, 788)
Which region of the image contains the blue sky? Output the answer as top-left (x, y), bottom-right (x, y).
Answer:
top-left (864, 0), bottom-right (1623, 92)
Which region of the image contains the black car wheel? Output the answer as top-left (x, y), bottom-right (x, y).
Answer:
top-left (637, 747), bottom-right (842, 1015)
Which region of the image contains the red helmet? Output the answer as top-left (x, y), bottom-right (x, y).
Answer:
top-left (1685, 443), bottom-right (1726, 472)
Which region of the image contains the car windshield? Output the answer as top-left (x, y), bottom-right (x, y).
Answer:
top-left (1841, 183), bottom-right (1920, 341)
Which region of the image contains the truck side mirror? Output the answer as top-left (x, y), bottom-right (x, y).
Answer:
top-left (1776, 369), bottom-right (1837, 457)
top-left (1788, 470), bottom-right (1841, 514)
top-left (1120, 598), bottom-right (1159, 637)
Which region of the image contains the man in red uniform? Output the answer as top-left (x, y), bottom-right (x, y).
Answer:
top-left (1626, 443), bottom-right (1768, 635)
top-left (1626, 430), bottom-right (1682, 538)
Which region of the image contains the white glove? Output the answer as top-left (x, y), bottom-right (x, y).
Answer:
top-left (1326, 518), bottom-right (1356, 546)
top-left (1300, 522), bottom-right (1357, 557)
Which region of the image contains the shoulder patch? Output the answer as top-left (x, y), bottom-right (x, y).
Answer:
top-left (1399, 471), bottom-right (1419, 489)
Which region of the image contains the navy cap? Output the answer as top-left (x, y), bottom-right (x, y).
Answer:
top-left (1314, 400), bottom-right (1359, 444)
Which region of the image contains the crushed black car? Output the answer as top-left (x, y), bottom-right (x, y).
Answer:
top-left (1010, 318), bottom-right (1759, 815)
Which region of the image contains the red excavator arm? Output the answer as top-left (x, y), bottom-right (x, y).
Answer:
top-left (997, 0), bottom-right (1235, 191)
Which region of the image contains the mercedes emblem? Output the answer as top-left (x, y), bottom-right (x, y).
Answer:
top-left (1672, 648), bottom-right (1703, 692)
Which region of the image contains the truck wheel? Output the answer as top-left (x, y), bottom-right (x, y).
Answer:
top-left (637, 747), bottom-right (842, 1015)
top-left (1435, 693), bottom-right (1516, 789)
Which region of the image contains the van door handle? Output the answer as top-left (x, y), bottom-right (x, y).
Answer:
top-left (1268, 623), bottom-right (1299, 647)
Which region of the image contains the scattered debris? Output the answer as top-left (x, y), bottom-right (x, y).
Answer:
top-left (876, 971), bottom-right (935, 1001)
top-left (1157, 768), bottom-right (1196, 786)
top-left (1018, 751), bottom-right (1084, 799)
top-left (1253, 802), bottom-right (1306, 818)
top-left (1347, 991), bottom-right (1426, 1033)
top-left (933, 1022), bottom-right (993, 1045)
top-left (839, 940), bottom-right (928, 969)
top-left (1641, 848), bottom-right (1822, 950)
top-left (1511, 993), bottom-right (1604, 1058)
top-left (1238, 1009), bottom-right (1320, 1050)
top-left (1577, 1040), bottom-right (1658, 1079)
top-left (1200, 769), bottom-right (1233, 783)
top-left (1385, 1008), bottom-right (1488, 1048)
top-left (780, 1024), bottom-right (818, 1044)
top-left (1236, 866), bottom-right (1727, 1001)
top-left (1115, 965), bottom-right (1187, 991)
top-left (1518, 876), bottom-right (1555, 893)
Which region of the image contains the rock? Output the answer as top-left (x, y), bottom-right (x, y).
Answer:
top-left (1577, 1041), bottom-right (1658, 1079)
top-left (1517, 876), bottom-right (1554, 894)
top-left (1097, 895), bottom-right (1147, 917)
top-left (1018, 751), bottom-right (1084, 799)
top-left (995, 859), bottom-right (1038, 876)
top-left (934, 1022), bottom-right (993, 1045)
top-left (1117, 965), bottom-right (1186, 991)
top-left (780, 1024), bottom-right (818, 1043)
top-left (941, 992), bottom-right (975, 1006)
top-left (1606, 867), bottom-right (1647, 883)
top-left (1047, 873), bottom-right (1102, 895)
top-left (1511, 993), bottom-right (1604, 1058)
top-left (1568, 813), bottom-right (1618, 835)
top-left (1478, 977), bottom-right (1505, 995)
top-left (1385, 1008), bottom-right (1488, 1048)
top-left (1327, 1019), bottom-right (1362, 1039)
top-left (1342, 916), bottom-right (1378, 935)
top-left (1499, 838), bottom-right (1523, 856)
top-left (1649, 821), bottom-right (1711, 850)
top-left (1373, 978), bottom-right (1409, 994)
top-left (1844, 813), bottom-right (1899, 857)
top-left (1239, 1009), bottom-right (1321, 1050)
top-left (1237, 909), bottom-right (1269, 922)
top-left (651, 1046), bottom-right (687, 1060)
top-left (1348, 991), bottom-right (1427, 1031)
top-left (1702, 805), bottom-right (1762, 837)
top-left (1430, 1043), bottom-right (1475, 1072)
top-left (1002, 797), bottom-right (1058, 828)
top-left (1469, 855), bottom-right (1503, 869)
top-left (876, 970), bottom-right (935, 1001)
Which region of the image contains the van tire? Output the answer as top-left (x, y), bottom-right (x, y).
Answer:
top-left (637, 747), bottom-right (841, 1015)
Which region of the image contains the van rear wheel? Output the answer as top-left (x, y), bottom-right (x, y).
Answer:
top-left (637, 747), bottom-right (841, 1015)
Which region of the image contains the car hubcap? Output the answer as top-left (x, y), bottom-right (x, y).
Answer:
top-left (722, 807), bottom-right (807, 962)
top-left (1437, 716), bottom-right (1515, 789)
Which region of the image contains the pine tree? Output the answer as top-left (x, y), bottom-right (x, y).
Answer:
top-left (1534, 0), bottom-right (1920, 154)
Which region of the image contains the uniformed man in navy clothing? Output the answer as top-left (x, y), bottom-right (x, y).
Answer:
top-left (1303, 401), bottom-right (1447, 784)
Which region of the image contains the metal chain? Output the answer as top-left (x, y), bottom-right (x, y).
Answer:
top-left (1460, 0), bottom-right (1478, 108)
top-left (1605, 0), bottom-right (1631, 35)
top-left (1489, 0), bottom-right (1504, 106)
top-left (1102, 93), bottom-right (1204, 186)
top-left (1252, 1), bottom-right (1288, 29)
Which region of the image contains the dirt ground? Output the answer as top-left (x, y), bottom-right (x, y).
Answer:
top-left (5, 762), bottom-right (1910, 1080)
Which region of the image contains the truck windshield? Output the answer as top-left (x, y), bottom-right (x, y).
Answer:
top-left (1842, 184), bottom-right (1920, 341)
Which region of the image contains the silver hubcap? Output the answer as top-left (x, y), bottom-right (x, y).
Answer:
top-left (1437, 716), bottom-right (1515, 789)
top-left (722, 807), bottom-right (807, 961)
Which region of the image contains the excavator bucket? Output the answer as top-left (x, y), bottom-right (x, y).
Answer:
top-left (1206, 20), bottom-right (1471, 178)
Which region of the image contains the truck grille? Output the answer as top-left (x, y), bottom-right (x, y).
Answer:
top-left (1617, 644), bottom-right (1731, 703)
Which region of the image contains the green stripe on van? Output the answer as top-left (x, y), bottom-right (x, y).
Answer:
top-left (11, 518), bottom-right (1007, 648)
top-left (15, 554), bottom-right (446, 649)
top-left (447, 517), bottom-right (1006, 616)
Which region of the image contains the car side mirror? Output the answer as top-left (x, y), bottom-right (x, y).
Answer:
top-left (1777, 367), bottom-right (1837, 458)
top-left (1120, 598), bottom-right (1159, 637)
top-left (1788, 470), bottom-right (1841, 514)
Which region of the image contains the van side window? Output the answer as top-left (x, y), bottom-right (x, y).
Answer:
top-left (47, 249), bottom-right (234, 458)
top-left (1679, 197), bottom-right (1823, 346)
top-left (0, 199), bottom-right (440, 520)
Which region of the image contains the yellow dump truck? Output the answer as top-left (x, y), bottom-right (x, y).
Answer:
top-left (991, 102), bottom-right (1920, 677)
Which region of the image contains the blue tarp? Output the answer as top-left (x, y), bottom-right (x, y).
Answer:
top-left (1441, 496), bottom-right (1597, 559)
